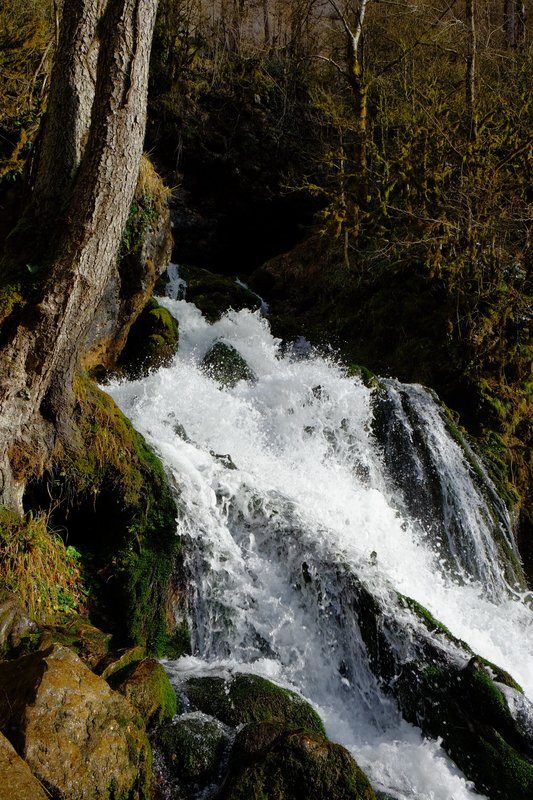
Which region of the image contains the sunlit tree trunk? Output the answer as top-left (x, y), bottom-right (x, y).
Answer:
top-left (0, 0), bottom-right (158, 512)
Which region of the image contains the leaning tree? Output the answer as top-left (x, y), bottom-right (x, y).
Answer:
top-left (0, 0), bottom-right (158, 511)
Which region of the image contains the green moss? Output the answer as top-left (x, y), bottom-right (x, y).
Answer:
top-left (34, 374), bottom-right (182, 655)
top-left (447, 728), bottom-right (533, 800)
top-left (178, 265), bottom-right (261, 323)
top-left (184, 674), bottom-right (326, 735)
top-left (119, 297), bottom-right (179, 378)
top-left (477, 657), bottom-right (523, 694)
top-left (107, 657), bottom-right (178, 726)
top-left (347, 364), bottom-right (379, 389)
top-left (398, 595), bottom-right (453, 638)
top-left (220, 724), bottom-right (377, 800)
top-left (202, 341), bottom-right (256, 387)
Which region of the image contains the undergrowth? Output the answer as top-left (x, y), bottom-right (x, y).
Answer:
top-left (0, 506), bottom-right (86, 622)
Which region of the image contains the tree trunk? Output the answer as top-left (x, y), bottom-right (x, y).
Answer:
top-left (0, 0), bottom-right (158, 512)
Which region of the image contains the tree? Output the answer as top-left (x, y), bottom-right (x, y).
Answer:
top-left (0, 0), bottom-right (159, 512)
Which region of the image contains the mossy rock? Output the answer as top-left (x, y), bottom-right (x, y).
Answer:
top-left (153, 713), bottom-right (230, 790)
top-left (183, 674), bottom-right (325, 735)
top-left (0, 644), bottom-right (151, 800)
top-left (178, 265), bottom-right (261, 322)
top-left (218, 723), bottom-right (377, 800)
top-left (25, 374), bottom-right (182, 656)
top-left (38, 617), bottom-right (112, 669)
top-left (395, 656), bottom-right (533, 800)
top-left (202, 341), bottom-right (256, 387)
top-left (119, 297), bottom-right (179, 377)
top-left (107, 657), bottom-right (178, 726)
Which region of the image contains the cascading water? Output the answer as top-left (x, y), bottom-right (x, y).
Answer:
top-left (108, 269), bottom-right (533, 800)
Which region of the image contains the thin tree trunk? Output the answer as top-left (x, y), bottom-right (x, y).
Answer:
top-left (0, 0), bottom-right (158, 512)
top-left (466, 0), bottom-right (477, 141)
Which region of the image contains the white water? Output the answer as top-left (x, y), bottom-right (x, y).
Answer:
top-left (108, 290), bottom-right (533, 800)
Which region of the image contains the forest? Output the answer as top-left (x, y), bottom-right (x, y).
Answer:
top-left (0, 1), bottom-right (532, 799)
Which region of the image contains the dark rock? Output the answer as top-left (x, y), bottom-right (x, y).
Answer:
top-left (183, 673), bottom-right (325, 735)
top-left (217, 723), bottom-right (377, 800)
top-left (119, 297), bottom-right (179, 378)
top-left (179, 265), bottom-right (261, 322)
top-left (202, 341), bottom-right (256, 387)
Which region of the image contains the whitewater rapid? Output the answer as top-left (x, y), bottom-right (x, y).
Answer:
top-left (108, 283), bottom-right (533, 800)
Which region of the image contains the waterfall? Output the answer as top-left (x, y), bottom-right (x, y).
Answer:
top-left (108, 279), bottom-right (533, 800)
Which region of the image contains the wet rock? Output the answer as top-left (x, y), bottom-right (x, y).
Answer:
top-left (119, 297), bottom-right (179, 378)
top-left (179, 265), bottom-right (261, 322)
top-left (107, 656), bottom-right (178, 726)
top-left (0, 644), bottom-right (150, 800)
top-left (183, 673), bottom-right (325, 735)
top-left (217, 723), bottom-right (377, 800)
top-left (152, 712), bottom-right (230, 797)
top-left (0, 732), bottom-right (48, 800)
top-left (202, 342), bottom-right (256, 387)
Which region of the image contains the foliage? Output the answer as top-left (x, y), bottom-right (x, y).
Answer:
top-left (0, 0), bottom-right (54, 186)
top-left (0, 507), bottom-right (86, 622)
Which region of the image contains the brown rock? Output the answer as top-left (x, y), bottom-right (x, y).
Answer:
top-left (0, 732), bottom-right (48, 800)
top-left (0, 644), bottom-right (151, 800)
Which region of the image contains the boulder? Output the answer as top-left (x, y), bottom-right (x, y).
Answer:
top-left (217, 722), bottom-right (377, 800)
top-left (0, 644), bottom-right (151, 800)
top-left (119, 297), bottom-right (179, 378)
top-left (183, 673), bottom-right (325, 734)
top-left (177, 265), bottom-right (261, 322)
top-left (152, 713), bottom-right (230, 797)
top-left (202, 341), bottom-right (256, 387)
top-left (107, 657), bottom-right (178, 726)
top-left (0, 732), bottom-right (48, 800)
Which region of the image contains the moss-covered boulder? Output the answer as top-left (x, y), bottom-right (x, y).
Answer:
top-left (0, 732), bottom-right (49, 800)
top-left (119, 297), bottom-right (179, 378)
top-left (24, 375), bottom-right (183, 656)
top-left (107, 657), bottom-right (178, 726)
top-left (202, 341), bottom-right (256, 387)
top-left (218, 723), bottom-right (377, 800)
top-left (183, 673), bottom-right (325, 734)
top-left (177, 265), bottom-right (261, 322)
top-left (0, 644), bottom-right (151, 800)
top-left (152, 713), bottom-right (230, 797)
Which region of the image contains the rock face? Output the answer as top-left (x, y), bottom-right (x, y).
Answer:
top-left (0, 732), bottom-right (49, 800)
top-left (0, 644), bottom-right (151, 800)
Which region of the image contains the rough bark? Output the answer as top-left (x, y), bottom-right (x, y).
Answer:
top-left (29, 0), bottom-right (107, 225)
top-left (0, 0), bottom-right (159, 512)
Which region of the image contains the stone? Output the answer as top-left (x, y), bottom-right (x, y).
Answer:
top-left (0, 732), bottom-right (48, 800)
top-left (0, 644), bottom-right (151, 800)
top-left (107, 657), bottom-right (178, 726)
